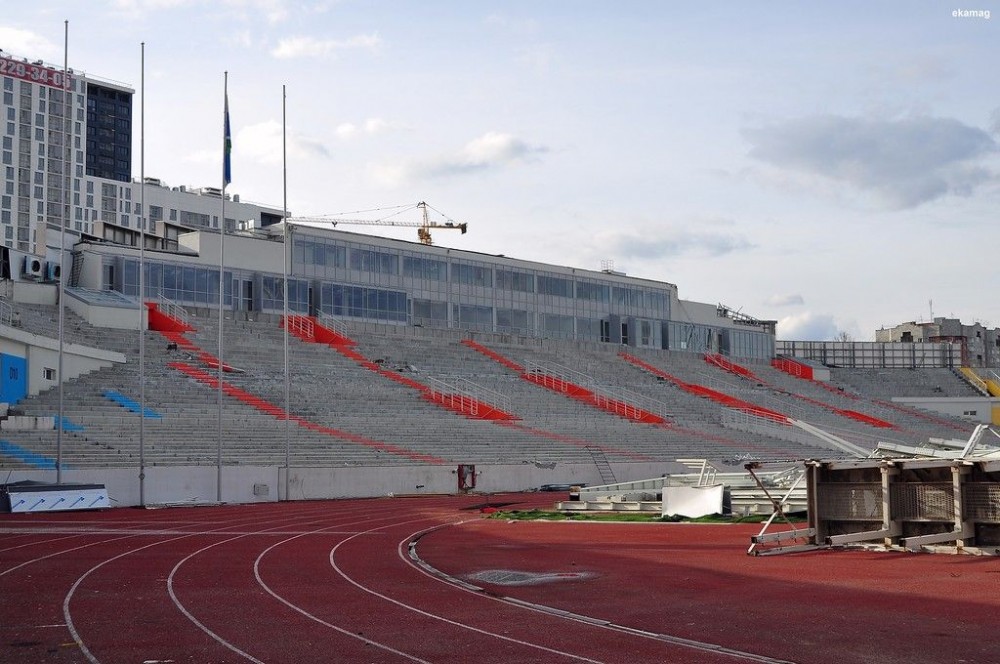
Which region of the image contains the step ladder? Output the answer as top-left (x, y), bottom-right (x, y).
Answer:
top-left (587, 447), bottom-right (617, 484)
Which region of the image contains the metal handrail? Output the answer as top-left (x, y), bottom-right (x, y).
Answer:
top-left (0, 298), bottom-right (13, 327)
top-left (523, 359), bottom-right (671, 420)
top-left (425, 375), bottom-right (512, 416)
top-left (157, 295), bottom-right (191, 326)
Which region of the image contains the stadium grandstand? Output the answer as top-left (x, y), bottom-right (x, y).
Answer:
top-left (0, 216), bottom-right (991, 508)
top-left (1, 47), bottom-right (996, 514)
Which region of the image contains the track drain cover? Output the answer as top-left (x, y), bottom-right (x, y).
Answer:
top-left (467, 569), bottom-right (593, 586)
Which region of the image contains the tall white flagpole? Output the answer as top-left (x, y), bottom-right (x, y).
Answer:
top-left (56, 20), bottom-right (69, 484)
top-left (282, 84), bottom-right (290, 502)
top-left (217, 71), bottom-right (230, 504)
top-left (138, 42), bottom-right (147, 506)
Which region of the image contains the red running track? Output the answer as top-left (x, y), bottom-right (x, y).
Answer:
top-left (1, 493), bottom-right (999, 663)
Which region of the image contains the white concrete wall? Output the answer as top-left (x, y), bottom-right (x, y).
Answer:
top-left (75, 248), bottom-right (107, 291)
top-left (11, 280), bottom-right (57, 305)
top-left (184, 231), bottom-right (284, 274)
top-left (2, 462), bottom-right (682, 508)
top-left (65, 294), bottom-right (143, 330)
top-left (0, 325), bottom-right (125, 397)
top-left (893, 396), bottom-right (997, 424)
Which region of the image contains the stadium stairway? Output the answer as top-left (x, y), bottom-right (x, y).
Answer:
top-left (463, 340), bottom-right (669, 425)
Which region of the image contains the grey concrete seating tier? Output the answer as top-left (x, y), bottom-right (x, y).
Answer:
top-left (0, 305), bottom-right (980, 470)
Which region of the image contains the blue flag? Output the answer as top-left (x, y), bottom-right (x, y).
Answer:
top-left (223, 93), bottom-right (232, 186)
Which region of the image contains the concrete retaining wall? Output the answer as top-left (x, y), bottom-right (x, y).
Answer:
top-left (3, 461), bottom-right (684, 508)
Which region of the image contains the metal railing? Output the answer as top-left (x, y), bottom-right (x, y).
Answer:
top-left (157, 296), bottom-right (191, 327)
top-left (425, 375), bottom-right (512, 416)
top-left (285, 314), bottom-right (314, 340)
top-left (0, 298), bottom-right (13, 327)
top-left (522, 359), bottom-right (671, 421)
top-left (316, 311), bottom-right (351, 339)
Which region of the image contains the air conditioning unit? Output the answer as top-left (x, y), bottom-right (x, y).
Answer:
top-left (22, 256), bottom-right (43, 279)
top-left (46, 262), bottom-right (61, 281)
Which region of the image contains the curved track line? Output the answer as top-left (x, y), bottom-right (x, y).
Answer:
top-left (1, 534), bottom-right (138, 577)
top-left (170, 503), bottom-right (420, 662)
top-left (252, 514), bottom-right (436, 663)
top-left (63, 506), bottom-right (339, 663)
top-left (64, 531), bottom-right (208, 663)
top-left (165, 504), bottom-right (387, 662)
top-left (0, 532), bottom-right (85, 553)
top-left (325, 517), bottom-right (606, 663)
top-left (403, 521), bottom-right (796, 664)
top-left (166, 540), bottom-right (266, 663)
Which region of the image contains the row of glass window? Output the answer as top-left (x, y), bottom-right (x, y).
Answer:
top-left (294, 236), bottom-right (670, 312)
top-left (112, 256), bottom-right (773, 356)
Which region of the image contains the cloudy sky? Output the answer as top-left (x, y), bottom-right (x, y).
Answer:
top-left (4, 2), bottom-right (998, 340)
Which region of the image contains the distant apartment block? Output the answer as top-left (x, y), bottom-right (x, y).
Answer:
top-left (877, 318), bottom-right (1000, 368)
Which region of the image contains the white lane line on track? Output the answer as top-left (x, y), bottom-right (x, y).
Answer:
top-left (170, 503), bottom-right (424, 663)
top-left (164, 504), bottom-right (393, 664)
top-left (166, 541), bottom-right (267, 664)
top-left (0, 532), bottom-right (89, 553)
top-left (252, 515), bottom-right (435, 664)
top-left (61, 504), bottom-right (346, 664)
top-left (65, 532), bottom-right (214, 664)
top-left (2, 534), bottom-right (138, 578)
top-left (403, 521), bottom-right (798, 664)
top-left (0, 527), bottom-right (376, 536)
top-left (326, 518), bottom-right (607, 663)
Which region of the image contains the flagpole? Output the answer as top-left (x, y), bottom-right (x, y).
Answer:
top-left (282, 84), bottom-right (290, 502)
top-left (138, 41), bottom-right (147, 506)
top-left (217, 71), bottom-right (229, 504)
top-left (56, 20), bottom-right (69, 484)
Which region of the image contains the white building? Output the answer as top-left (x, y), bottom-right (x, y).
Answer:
top-left (3, 49), bottom-right (775, 359)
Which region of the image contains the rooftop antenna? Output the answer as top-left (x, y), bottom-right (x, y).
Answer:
top-left (929, 299), bottom-right (933, 321)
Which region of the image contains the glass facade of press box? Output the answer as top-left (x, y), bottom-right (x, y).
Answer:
top-left (102, 227), bottom-right (771, 359)
top-left (261, 275), bottom-right (310, 313)
top-left (117, 256), bottom-right (233, 307)
top-left (667, 322), bottom-right (715, 353)
top-left (285, 232), bottom-right (673, 343)
top-left (726, 328), bottom-right (773, 359)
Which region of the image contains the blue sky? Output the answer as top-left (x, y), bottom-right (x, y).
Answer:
top-left (4, 1), bottom-right (998, 340)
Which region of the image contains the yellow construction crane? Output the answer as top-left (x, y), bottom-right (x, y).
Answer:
top-left (288, 201), bottom-right (467, 245)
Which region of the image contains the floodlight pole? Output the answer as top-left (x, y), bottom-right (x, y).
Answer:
top-left (56, 20), bottom-right (69, 484)
top-left (282, 84), bottom-right (291, 502)
top-left (138, 41), bottom-right (147, 506)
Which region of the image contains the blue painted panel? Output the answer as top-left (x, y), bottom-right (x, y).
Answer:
top-left (0, 353), bottom-right (27, 404)
top-left (102, 390), bottom-right (162, 418)
top-left (0, 440), bottom-right (57, 469)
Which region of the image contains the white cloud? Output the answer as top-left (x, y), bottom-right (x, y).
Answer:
top-left (592, 226), bottom-right (753, 261)
top-left (0, 27), bottom-right (58, 60)
top-left (743, 115), bottom-right (999, 209)
top-left (271, 33), bottom-right (381, 59)
top-left (225, 0), bottom-right (290, 24)
top-left (376, 132), bottom-right (547, 184)
top-left (236, 120), bottom-right (329, 163)
top-left (424, 132), bottom-right (548, 178)
top-left (182, 148), bottom-right (217, 165)
top-left (111, 0), bottom-right (195, 19)
top-left (335, 118), bottom-right (397, 139)
top-left (485, 14), bottom-right (540, 35)
top-left (226, 29), bottom-right (254, 48)
top-left (335, 123), bottom-right (357, 138)
top-left (777, 312), bottom-right (841, 341)
top-left (765, 294), bottom-right (805, 307)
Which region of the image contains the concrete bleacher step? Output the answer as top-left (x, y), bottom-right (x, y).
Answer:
top-left (0, 304), bottom-right (978, 471)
